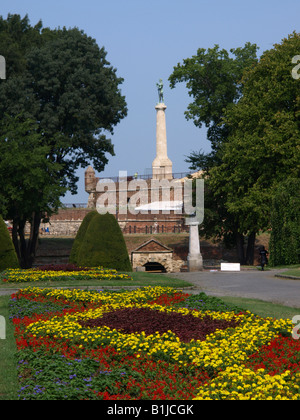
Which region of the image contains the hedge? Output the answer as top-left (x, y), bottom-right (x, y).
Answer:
top-left (77, 212), bottom-right (132, 272)
top-left (0, 215), bottom-right (20, 271)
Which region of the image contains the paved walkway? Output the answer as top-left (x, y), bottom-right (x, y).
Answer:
top-left (166, 269), bottom-right (300, 308)
top-left (1, 268), bottom-right (299, 308)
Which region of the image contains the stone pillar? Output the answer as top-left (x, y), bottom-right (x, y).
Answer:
top-left (187, 220), bottom-right (203, 271)
top-left (85, 166), bottom-right (97, 209)
top-left (152, 103), bottom-right (173, 180)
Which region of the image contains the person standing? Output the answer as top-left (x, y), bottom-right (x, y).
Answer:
top-left (259, 246), bottom-right (269, 271)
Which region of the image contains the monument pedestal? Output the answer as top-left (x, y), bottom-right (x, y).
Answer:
top-left (152, 103), bottom-right (173, 180)
top-left (187, 220), bottom-right (203, 272)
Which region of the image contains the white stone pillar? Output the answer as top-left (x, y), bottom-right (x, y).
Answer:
top-left (152, 103), bottom-right (173, 180)
top-left (187, 219), bottom-right (203, 271)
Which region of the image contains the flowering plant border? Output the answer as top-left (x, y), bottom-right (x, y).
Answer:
top-left (10, 286), bottom-right (300, 400)
top-left (1, 267), bottom-right (132, 283)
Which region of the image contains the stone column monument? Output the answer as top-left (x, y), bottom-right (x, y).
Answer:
top-left (187, 219), bottom-right (203, 271)
top-left (152, 79), bottom-right (173, 180)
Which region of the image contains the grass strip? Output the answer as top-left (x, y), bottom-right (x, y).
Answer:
top-left (0, 296), bottom-right (18, 400)
top-left (0, 272), bottom-right (193, 290)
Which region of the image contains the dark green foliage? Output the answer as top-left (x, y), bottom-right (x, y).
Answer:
top-left (0, 14), bottom-right (43, 78)
top-left (77, 213), bottom-right (132, 271)
top-left (0, 14), bottom-right (127, 268)
top-left (0, 16), bottom-right (128, 191)
top-left (169, 43), bottom-right (259, 264)
top-left (0, 215), bottom-right (20, 271)
top-left (178, 292), bottom-right (245, 314)
top-left (169, 42), bottom-right (258, 168)
top-left (69, 211), bottom-right (98, 265)
top-left (269, 178), bottom-right (300, 266)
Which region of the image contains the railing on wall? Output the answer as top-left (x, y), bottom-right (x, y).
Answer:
top-left (123, 225), bottom-right (189, 234)
top-left (95, 172), bottom-right (195, 183)
top-left (60, 203), bottom-right (87, 208)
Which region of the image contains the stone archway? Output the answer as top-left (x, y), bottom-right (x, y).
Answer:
top-left (131, 239), bottom-right (174, 272)
top-left (143, 262), bottom-right (166, 273)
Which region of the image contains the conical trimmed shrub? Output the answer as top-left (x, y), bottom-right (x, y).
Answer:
top-left (0, 216), bottom-right (20, 271)
top-left (77, 212), bottom-right (132, 271)
top-left (69, 210), bottom-right (98, 265)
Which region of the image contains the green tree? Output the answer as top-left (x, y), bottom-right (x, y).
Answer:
top-left (77, 213), bottom-right (132, 271)
top-left (0, 14), bottom-right (44, 78)
top-left (209, 33), bottom-right (300, 263)
top-left (169, 43), bottom-right (258, 170)
top-left (0, 14), bottom-right (127, 266)
top-left (0, 215), bottom-right (20, 271)
top-left (269, 178), bottom-right (300, 266)
top-left (0, 115), bottom-right (65, 268)
top-left (169, 43), bottom-right (259, 263)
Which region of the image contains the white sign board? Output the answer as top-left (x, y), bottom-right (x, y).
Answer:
top-left (221, 263), bottom-right (240, 272)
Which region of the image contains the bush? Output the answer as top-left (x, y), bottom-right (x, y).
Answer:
top-left (69, 211), bottom-right (98, 265)
top-left (0, 215), bottom-right (20, 271)
top-left (269, 178), bottom-right (300, 266)
top-left (77, 212), bottom-right (132, 271)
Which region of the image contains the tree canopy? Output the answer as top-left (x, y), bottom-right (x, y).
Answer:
top-left (170, 34), bottom-right (300, 264)
top-left (211, 33), bottom-right (300, 232)
top-left (169, 43), bottom-right (258, 170)
top-left (0, 15), bottom-right (127, 192)
top-left (0, 14), bottom-right (128, 267)
top-left (0, 114), bottom-right (65, 267)
top-left (207, 34), bottom-right (300, 263)
top-left (169, 42), bottom-right (259, 263)
top-left (269, 178), bottom-right (300, 266)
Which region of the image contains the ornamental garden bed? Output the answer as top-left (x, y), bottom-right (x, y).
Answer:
top-left (0, 264), bottom-right (133, 283)
top-left (0, 264), bottom-right (192, 290)
top-left (8, 285), bottom-right (300, 400)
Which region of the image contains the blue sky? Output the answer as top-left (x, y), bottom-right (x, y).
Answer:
top-left (1, 0), bottom-right (300, 203)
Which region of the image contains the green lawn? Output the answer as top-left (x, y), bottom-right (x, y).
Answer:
top-left (0, 296), bottom-right (18, 400)
top-left (218, 296), bottom-right (300, 320)
top-left (279, 268), bottom-right (300, 278)
top-left (0, 271), bottom-right (193, 290)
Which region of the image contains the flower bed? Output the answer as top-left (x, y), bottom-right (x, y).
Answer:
top-left (1, 265), bottom-right (132, 283)
top-left (9, 286), bottom-right (300, 400)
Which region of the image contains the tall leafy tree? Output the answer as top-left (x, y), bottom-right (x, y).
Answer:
top-left (169, 43), bottom-right (259, 263)
top-left (209, 33), bottom-right (300, 264)
top-left (0, 14), bottom-right (127, 266)
top-left (0, 14), bottom-right (44, 77)
top-left (269, 178), bottom-right (300, 266)
top-left (0, 115), bottom-right (65, 268)
top-left (169, 43), bottom-right (258, 170)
